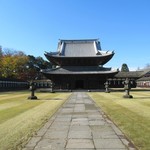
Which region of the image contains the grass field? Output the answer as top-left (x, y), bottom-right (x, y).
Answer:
top-left (1, 90), bottom-right (150, 150)
top-left (0, 91), bottom-right (71, 150)
top-left (88, 91), bottom-right (150, 150)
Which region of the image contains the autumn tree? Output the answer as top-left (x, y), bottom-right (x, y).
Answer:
top-left (0, 47), bottom-right (52, 80)
top-left (13, 53), bottom-right (29, 80)
top-left (0, 49), bottom-right (29, 79)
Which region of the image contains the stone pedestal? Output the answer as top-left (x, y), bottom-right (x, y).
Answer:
top-left (123, 90), bottom-right (133, 98)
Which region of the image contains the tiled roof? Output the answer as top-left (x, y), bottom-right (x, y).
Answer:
top-left (63, 42), bottom-right (96, 56)
top-left (137, 77), bottom-right (150, 81)
top-left (136, 69), bottom-right (150, 81)
top-left (115, 71), bottom-right (145, 78)
top-left (46, 39), bottom-right (113, 57)
top-left (59, 39), bottom-right (100, 56)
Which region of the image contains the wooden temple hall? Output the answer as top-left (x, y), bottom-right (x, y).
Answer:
top-left (41, 39), bottom-right (145, 90)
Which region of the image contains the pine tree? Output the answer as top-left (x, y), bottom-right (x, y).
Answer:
top-left (121, 63), bottom-right (129, 72)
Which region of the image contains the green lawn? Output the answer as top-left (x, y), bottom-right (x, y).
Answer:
top-left (0, 91), bottom-right (71, 150)
top-left (1, 90), bottom-right (150, 150)
top-left (88, 91), bottom-right (150, 150)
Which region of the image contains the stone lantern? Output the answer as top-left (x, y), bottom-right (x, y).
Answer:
top-left (50, 81), bottom-right (55, 93)
top-left (28, 81), bottom-right (38, 99)
top-left (123, 78), bottom-right (133, 98)
top-left (104, 80), bottom-right (110, 93)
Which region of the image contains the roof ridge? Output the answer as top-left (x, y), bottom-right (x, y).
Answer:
top-left (59, 39), bottom-right (99, 42)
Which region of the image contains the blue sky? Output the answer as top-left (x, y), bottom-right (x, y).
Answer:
top-left (0, 0), bottom-right (150, 70)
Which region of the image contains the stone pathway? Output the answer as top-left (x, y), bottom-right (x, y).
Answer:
top-left (23, 92), bottom-right (136, 150)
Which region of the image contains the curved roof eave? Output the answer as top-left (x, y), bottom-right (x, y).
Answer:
top-left (44, 51), bottom-right (114, 58)
top-left (41, 69), bottom-right (119, 75)
top-left (44, 52), bottom-right (114, 66)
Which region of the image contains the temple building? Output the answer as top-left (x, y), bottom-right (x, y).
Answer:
top-left (41, 39), bottom-right (119, 90)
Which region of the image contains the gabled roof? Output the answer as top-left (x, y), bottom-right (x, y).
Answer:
top-left (136, 69), bottom-right (150, 81)
top-left (47, 39), bottom-right (113, 57)
top-left (58, 39), bottom-right (101, 57)
top-left (137, 77), bottom-right (150, 81)
top-left (115, 71), bottom-right (145, 79)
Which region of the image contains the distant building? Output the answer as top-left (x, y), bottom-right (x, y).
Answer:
top-left (136, 70), bottom-right (150, 87)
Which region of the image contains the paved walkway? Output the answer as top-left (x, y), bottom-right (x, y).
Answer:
top-left (23, 92), bottom-right (136, 150)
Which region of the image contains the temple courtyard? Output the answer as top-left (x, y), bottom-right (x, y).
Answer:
top-left (0, 90), bottom-right (149, 150)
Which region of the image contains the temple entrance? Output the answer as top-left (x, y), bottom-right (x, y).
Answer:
top-left (75, 80), bottom-right (84, 89)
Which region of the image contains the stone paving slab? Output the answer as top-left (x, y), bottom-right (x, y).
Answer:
top-left (34, 139), bottom-right (66, 150)
top-left (23, 92), bottom-right (136, 150)
top-left (66, 139), bottom-right (95, 149)
top-left (68, 130), bottom-right (92, 139)
top-left (94, 139), bottom-right (127, 149)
